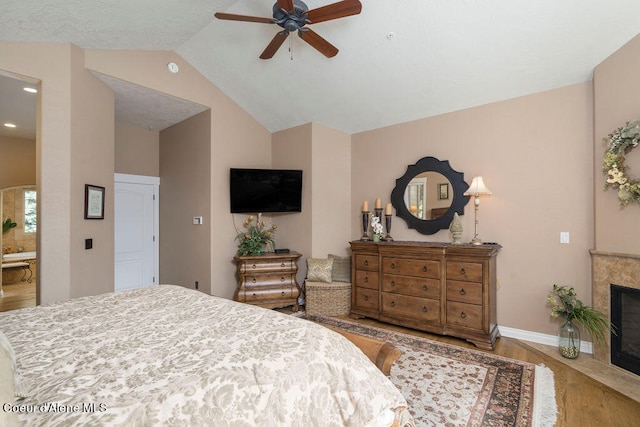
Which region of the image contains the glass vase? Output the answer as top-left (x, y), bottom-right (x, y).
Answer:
top-left (558, 319), bottom-right (580, 359)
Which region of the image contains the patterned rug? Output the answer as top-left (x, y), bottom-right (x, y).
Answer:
top-left (305, 315), bottom-right (557, 427)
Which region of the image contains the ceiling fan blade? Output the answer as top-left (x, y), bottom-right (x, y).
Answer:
top-left (260, 32), bottom-right (289, 59)
top-left (298, 29), bottom-right (339, 58)
top-left (305, 0), bottom-right (362, 24)
top-left (276, 0), bottom-right (295, 13)
top-left (214, 12), bottom-right (274, 24)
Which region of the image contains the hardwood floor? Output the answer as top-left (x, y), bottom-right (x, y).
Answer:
top-left (0, 279), bottom-right (36, 312)
top-left (3, 287), bottom-right (639, 426)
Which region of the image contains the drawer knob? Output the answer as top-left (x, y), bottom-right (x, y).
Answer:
top-left (422, 285), bottom-right (428, 291)
top-left (364, 275), bottom-right (369, 282)
top-left (281, 291), bottom-right (286, 296)
top-left (423, 266), bottom-right (428, 272)
top-left (390, 300), bottom-right (396, 307)
top-left (252, 293), bottom-right (257, 298)
top-left (281, 262), bottom-right (285, 267)
top-left (460, 311), bottom-right (467, 318)
top-left (391, 262), bottom-right (396, 269)
top-left (460, 288), bottom-right (466, 295)
top-left (391, 280), bottom-right (396, 286)
top-left (460, 267), bottom-right (466, 275)
top-left (422, 306), bottom-right (428, 312)
top-left (252, 278), bottom-right (256, 283)
top-left (364, 295), bottom-right (369, 301)
top-left (281, 277), bottom-right (285, 282)
top-left (252, 264), bottom-right (257, 269)
top-left (364, 259), bottom-right (369, 266)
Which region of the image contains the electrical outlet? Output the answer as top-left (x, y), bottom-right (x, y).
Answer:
top-left (560, 232), bottom-right (570, 244)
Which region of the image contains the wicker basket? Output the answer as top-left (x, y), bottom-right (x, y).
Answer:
top-left (305, 281), bottom-right (352, 316)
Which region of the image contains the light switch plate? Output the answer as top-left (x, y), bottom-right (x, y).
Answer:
top-left (560, 232), bottom-right (570, 244)
top-left (193, 216), bottom-right (203, 225)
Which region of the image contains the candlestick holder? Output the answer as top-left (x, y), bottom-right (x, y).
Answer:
top-left (384, 214), bottom-right (394, 241)
top-left (360, 211), bottom-right (371, 241)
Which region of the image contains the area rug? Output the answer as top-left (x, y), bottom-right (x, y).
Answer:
top-left (305, 315), bottom-right (557, 427)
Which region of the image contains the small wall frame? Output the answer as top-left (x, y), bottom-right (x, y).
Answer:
top-left (84, 184), bottom-right (105, 219)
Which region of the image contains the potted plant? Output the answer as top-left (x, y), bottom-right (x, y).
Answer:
top-left (546, 284), bottom-right (616, 359)
top-left (235, 214), bottom-right (277, 256)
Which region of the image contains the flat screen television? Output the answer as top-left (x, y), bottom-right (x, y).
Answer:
top-left (230, 168), bottom-right (303, 213)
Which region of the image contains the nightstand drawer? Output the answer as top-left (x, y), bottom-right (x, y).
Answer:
top-left (239, 259), bottom-right (294, 273)
top-left (237, 287), bottom-right (293, 302)
top-left (446, 301), bottom-right (483, 329)
top-left (382, 257), bottom-right (440, 279)
top-left (446, 261), bottom-right (483, 282)
top-left (446, 281), bottom-right (482, 305)
top-left (243, 274), bottom-right (295, 288)
top-left (382, 274), bottom-right (440, 300)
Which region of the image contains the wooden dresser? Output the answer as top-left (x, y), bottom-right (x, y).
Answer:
top-left (350, 241), bottom-right (501, 350)
top-left (233, 252), bottom-right (302, 311)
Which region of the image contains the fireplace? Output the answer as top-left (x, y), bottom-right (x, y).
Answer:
top-left (591, 250), bottom-right (640, 368)
top-left (610, 284), bottom-right (640, 376)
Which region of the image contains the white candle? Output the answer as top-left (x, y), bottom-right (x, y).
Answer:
top-left (375, 198), bottom-right (382, 209)
top-left (362, 201), bottom-right (369, 212)
top-left (385, 203), bottom-right (392, 215)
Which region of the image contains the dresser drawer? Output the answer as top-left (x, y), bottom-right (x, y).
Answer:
top-left (355, 254), bottom-right (379, 271)
top-left (446, 261), bottom-right (483, 282)
top-left (237, 287), bottom-right (293, 302)
top-left (354, 287), bottom-right (379, 310)
top-left (446, 281), bottom-right (482, 305)
top-left (382, 257), bottom-right (440, 279)
top-left (446, 301), bottom-right (483, 329)
top-left (382, 275), bottom-right (440, 300)
top-left (239, 259), bottom-right (294, 273)
top-left (243, 274), bottom-right (295, 288)
top-left (354, 270), bottom-right (379, 290)
top-left (381, 293), bottom-right (440, 322)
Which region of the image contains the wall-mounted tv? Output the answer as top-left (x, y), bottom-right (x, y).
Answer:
top-left (230, 168), bottom-right (303, 213)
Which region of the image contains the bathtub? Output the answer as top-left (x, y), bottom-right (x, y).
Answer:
top-left (2, 251), bottom-right (36, 261)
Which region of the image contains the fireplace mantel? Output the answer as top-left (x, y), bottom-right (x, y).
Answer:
top-left (590, 250), bottom-right (640, 364)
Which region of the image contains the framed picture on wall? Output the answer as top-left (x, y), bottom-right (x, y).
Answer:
top-left (438, 183), bottom-right (449, 200)
top-left (84, 184), bottom-right (105, 219)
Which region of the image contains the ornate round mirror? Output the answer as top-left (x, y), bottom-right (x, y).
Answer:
top-left (390, 157), bottom-right (470, 235)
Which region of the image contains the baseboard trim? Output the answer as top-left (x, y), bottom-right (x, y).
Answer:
top-left (498, 325), bottom-right (593, 354)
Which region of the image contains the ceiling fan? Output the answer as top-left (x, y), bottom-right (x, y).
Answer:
top-left (214, 0), bottom-right (362, 59)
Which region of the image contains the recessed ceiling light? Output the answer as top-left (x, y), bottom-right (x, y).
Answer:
top-left (23, 87), bottom-right (37, 94)
top-left (4, 123), bottom-right (17, 128)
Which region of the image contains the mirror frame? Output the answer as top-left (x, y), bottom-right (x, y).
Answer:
top-left (390, 156), bottom-right (470, 235)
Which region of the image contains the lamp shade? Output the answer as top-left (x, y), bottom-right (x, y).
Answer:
top-left (464, 176), bottom-right (492, 196)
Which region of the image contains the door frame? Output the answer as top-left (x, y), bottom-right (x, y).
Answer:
top-left (114, 173), bottom-right (159, 289)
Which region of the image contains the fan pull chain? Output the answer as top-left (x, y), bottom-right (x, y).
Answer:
top-left (289, 33), bottom-right (293, 60)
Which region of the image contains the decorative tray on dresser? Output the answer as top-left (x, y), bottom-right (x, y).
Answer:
top-left (233, 251), bottom-right (302, 311)
top-left (350, 241), bottom-right (501, 350)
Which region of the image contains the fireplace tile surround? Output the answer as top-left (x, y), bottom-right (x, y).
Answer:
top-left (591, 250), bottom-right (640, 366)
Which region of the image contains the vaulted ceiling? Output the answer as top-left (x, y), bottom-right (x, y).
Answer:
top-left (1, 0), bottom-right (640, 137)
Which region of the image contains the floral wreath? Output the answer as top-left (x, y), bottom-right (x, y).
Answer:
top-left (603, 119), bottom-right (640, 206)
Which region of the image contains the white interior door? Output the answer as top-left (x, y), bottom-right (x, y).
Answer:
top-left (114, 174), bottom-right (159, 292)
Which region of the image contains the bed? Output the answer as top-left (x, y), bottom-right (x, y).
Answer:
top-left (0, 284), bottom-right (413, 426)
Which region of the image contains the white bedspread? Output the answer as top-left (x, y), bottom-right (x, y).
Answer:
top-left (0, 285), bottom-right (412, 426)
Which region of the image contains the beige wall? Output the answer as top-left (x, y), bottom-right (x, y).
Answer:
top-left (352, 82), bottom-right (594, 336)
top-left (84, 49), bottom-right (272, 299)
top-left (593, 33), bottom-right (640, 254)
top-left (115, 122), bottom-right (160, 176)
top-left (0, 136), bottom-right (36, 188)
top-left (159, 111), bottom-right (211, 292)
top-left (271, 123), bottom-right (352, 287)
